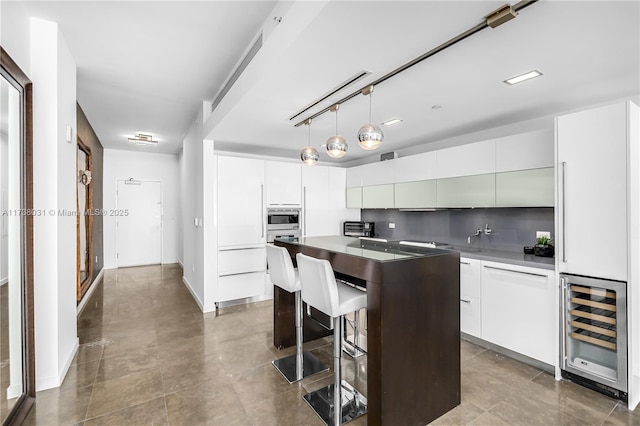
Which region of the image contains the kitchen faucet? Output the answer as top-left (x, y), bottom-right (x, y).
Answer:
top-left (468, 228), bottom-right (482, 244)
top-left (468, 224), bottom-right (492, 243)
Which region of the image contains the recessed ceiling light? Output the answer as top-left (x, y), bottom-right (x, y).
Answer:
top-left (382, 118), bottom-right (403, 126)
top-left (504, 70), bottom-right (542, 85)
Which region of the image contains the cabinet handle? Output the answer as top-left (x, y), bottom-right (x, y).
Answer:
top-left (460, 299), bottom-right (471, 304)
top-left (560, 277), bottom-right (567, 367)
top-left (261, 184), bottom-right (264, 238)
top-left (303, 186), bottom-right (307, 236)
top-left (483, 265), bottom-right (548, 278)
top-left (561, 161), bottom-right (567, 263)
top-left (460, 261), bottom-right (470, 265)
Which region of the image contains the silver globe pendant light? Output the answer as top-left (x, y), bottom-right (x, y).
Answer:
top-left (357, 85), bottom-right (383, 151)
top-left (300, 119), bottom-right (319, 165)
top-left (326, 104), bottom-right (348, 159)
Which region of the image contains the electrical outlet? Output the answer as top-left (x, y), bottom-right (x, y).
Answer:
top-left (536, 231), bottom-right (551, 239)
top-left (389, 223), bottom-right (395, 229)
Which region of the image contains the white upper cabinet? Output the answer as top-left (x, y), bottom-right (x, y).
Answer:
top-left (265, 161), bottom-right (301, 207)
top-left (556, 102), bottom-right (629, 281)
top-left (394, 151), bottom-right (437, 183)
top-left (327, 167), bottom-right (359, 234)
top-left (217, 156), bottom-right (265, 247)
top-left (346, 165), bottom-right (363, 188)
top-left (360, 160), bottom-right (395, 186)
top-left (495, 129), bottom-right (554, 172)
top-left (436, 139), bottom-right (495, 179)
top-left (302, 165), bottom-right (330, 237)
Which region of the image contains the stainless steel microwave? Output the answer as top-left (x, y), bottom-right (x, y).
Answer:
top-left (266, 208), bottom-right (300, 231)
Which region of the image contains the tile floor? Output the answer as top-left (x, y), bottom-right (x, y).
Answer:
top-left (24, 264), bottom-right (639, 425)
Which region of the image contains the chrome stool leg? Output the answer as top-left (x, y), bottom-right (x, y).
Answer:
top-left (303, 315), bottom-right (367, 426)
top-left (343, 309), bottom-right (366, 358)
top-left (272, 291), bottom-right (329, 383)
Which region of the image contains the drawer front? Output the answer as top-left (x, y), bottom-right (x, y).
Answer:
top-left (218, 248), bottom-right (265, 276)
top-left (218, 271), bottom-right (266, 302)
top-left (460, 297), bottom-right (481, 337)
top-left (460, 258), bottom-right (481, 300)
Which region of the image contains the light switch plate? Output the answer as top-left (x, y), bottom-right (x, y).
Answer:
top-left (389, 223), bottom-right (395, 229)
top-left (536, 231), bottom-right (551, 239)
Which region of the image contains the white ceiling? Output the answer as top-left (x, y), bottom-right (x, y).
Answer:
top-left (22, 0), bottom-right (278, 155)
top-left (19, 1), bottom-right (640, 161)
top-left (209, 0), bottom-right (640, 164)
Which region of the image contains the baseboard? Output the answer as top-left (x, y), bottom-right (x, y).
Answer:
top-left (461, 333), bottom-right (555, 373)
top-left (182, 276), bottom-right (208, 313)
top-left (36, 337), bottom-right (79, 392)
top-left (6, 383), bottom-right (21, 399)
top-left (76, 268), bottom-right (105, 317)
top-left (178, 261), bottom-right (184, 269)
top-left (0, 277), bottom-right (7, 286)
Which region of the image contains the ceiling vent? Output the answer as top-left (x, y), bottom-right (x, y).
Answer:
top-left (380, 151), bottom-right (398, 161)
top-left (211, 32), bottom-right (264, 113)
top-left (288, 70), bottom-right (372, 121)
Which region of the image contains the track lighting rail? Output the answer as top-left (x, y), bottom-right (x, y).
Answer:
top-left (293, 0), bottom-right (538, 128)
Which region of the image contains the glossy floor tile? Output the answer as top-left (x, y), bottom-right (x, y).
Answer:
top-left (23, 264), bottom-right (638, 425)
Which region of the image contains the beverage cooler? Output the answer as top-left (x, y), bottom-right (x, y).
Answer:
top-left (560, 274), bottom-right (628, 401)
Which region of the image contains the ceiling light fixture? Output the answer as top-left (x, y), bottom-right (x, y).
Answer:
top-left (300, 119), bottom-right (319, 165)
top-left (382, 118), bottom-right (403, 126)
top-left (326, 104), bottom-right (348, 159)
top-left (128, 133), bottom-right (157, 146)
top-left (504, 70), bottom-right (543, 85)
top-left (357, 85), bottom-right (383, 151)
top-left (292, 2), bottom-right (537, 129)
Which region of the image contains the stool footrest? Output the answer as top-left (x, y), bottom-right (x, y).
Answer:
top-left (303, 380), bottom-right (367, 426)
top-left (272, 351), bottom-right (329, 384)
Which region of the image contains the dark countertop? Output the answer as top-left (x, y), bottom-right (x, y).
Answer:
top-left (450, 246), bottom-right (555, 271)
top-left (275, 236), bottom-right (555, 271)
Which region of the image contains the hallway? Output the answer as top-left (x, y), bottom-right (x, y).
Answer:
top-left (23, 264), bottom-right (639, 425)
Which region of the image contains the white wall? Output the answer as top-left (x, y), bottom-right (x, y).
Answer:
top-left (30, 17), bottom-right (78, 391)
top-left (1, 1), bottom-right (32, 76)
top-left (181, 106), bottom-right (206, 310)
top-left (103, 149), bottom-right (180, 269)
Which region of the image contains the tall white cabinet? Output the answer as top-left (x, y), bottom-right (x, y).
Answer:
top-left (216, 156), bottom-right (268, 303)
top-left (556, 103), bottom-right (628, 281)
top-left (555, 100), bottom-right (640, 409)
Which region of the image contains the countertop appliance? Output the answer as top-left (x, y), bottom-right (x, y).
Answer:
top-left (266, 208), bottom-right (301, 243)
top-left (343, 221), bottom-right (375, 238)
top-left (560, 274), bottom-right (627, 401)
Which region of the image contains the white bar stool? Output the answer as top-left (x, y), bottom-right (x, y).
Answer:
top-left (296, 253), bottom-right (367, 426)
top-left (267, 244), bottom-right (329, 383)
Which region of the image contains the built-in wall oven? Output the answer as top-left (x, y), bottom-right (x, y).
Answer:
top-left (266, 208), bottom-right (301, 242)
top-left (560, 273), bottom-right (627, 401)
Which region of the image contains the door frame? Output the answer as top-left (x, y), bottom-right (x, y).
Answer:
top-left (115, 178), bottom-right (163, 268)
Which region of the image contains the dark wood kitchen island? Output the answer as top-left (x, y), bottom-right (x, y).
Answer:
top-left (274, 236), bottom-right (461, 426)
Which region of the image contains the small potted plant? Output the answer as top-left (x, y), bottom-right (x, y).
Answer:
top-left (534, 236), bottom-right (554, 257)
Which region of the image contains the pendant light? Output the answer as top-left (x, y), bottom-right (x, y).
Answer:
top-left (357, 85), bottom-right (383, 151)
top-left (300, 119), bottom-right (319, 165)
top-left (326, 104), bottom-right (348, 159)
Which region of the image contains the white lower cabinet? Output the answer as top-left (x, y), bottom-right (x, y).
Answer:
top-left (217, 247), bottom-right (267, 302)
top-left (217, 271), bottom-right (267, 303)
top-left (480, 261), bottom-right (556, 365)
top-left (460, 258), bottom-right (482, 337)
